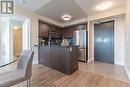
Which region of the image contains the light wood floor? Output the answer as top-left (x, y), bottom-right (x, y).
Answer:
top-left (0, 62), bottom-right (130, 87)
top-left (79, 61), bottom-right (129, 82)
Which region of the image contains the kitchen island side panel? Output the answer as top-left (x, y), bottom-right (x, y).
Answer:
top-left (37, 46), bottom-right (78, 74)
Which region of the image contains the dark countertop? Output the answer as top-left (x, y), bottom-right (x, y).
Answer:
top-left (34, 45), bottom-right (79, 48)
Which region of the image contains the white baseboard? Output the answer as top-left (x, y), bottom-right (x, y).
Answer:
top-left (32, 58), bottom-right (39, 65)
top-left (88, 58), bottom-right (94, 62)
top-left (124, 65), bottom-right (130, 81)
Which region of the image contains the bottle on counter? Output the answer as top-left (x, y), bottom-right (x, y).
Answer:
top-left (61, 37), bottom-right (69, 46)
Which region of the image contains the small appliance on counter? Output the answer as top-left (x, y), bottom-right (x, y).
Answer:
top-left (61, 38), bottom-right (70, 46)
top-left (50, 38), bottom-right (62, 46)
top-left (39, 37), bottom-right (49, 45)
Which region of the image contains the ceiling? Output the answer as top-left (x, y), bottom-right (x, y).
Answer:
top-left (74, 0), bottom-right (126, 15)
top-left (16, 0), bottom-right (126, 23)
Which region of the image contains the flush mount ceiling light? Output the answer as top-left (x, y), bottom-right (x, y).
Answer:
top-left (61, 15), bottom-right (72, 22)
top-left (14, 26), bottom-right (20, 30)
top-left (95, 2), bottom-right (113, 11)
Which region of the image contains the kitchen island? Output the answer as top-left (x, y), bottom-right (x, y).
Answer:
top-left (35, 45), bottom-right (79, 75)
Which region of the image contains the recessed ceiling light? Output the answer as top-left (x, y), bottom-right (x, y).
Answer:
top-left (95, 2), bottom-right (113, 11)
top-left (61, 15), bottom-right (72, 22)
top-left (14, 26), bottom-right (20, 30)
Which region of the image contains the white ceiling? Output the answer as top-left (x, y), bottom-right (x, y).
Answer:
top-left (35, 0), bottom-right (87, 23)
top-left (16, 0), bottom-right (126, 23)
top-left (74, 0), bottom-right (126, 15)
top-left (16, 0), bottom-right (51, 11)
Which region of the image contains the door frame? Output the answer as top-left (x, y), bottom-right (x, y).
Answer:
top-left (10, 16), bottom-right (31, 59)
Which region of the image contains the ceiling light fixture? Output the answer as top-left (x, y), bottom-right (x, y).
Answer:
top-left (14, 26), bottom-right (20, 30)
top-left (61, 15), bottom-right (72, 22)
top-left (95, 2), bottom-right (113, 11)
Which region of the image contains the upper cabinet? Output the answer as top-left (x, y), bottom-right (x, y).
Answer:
top-left (39, 22), bottom-right (49, 38)
top-left (39, 22), bottom-right (62, 38)
top-left (62, 24), bottom-right (87, 38)
top-left (62, 28), bottom-right (74, 38)
top-left (38, 21), bottom-right (87, 45)
top-left (50, 26), bottom-right (62, 38)
top-left (38, 21), bottom-right (62, 45)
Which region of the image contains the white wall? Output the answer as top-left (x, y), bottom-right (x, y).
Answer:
top-left (115, 17), bottom-right (125, 65)
top-left (87, 20), bottom-right (94, 62)
top-left (88, 16), bottom-right (125, 65)
top-left (89, 7), bottom-right (126, 21)
top-left (22, 19), bottom-right (30, 51)
top-left (124, 0), bottom-right (130, 80)
top-left (0, 21), bottom-right (2, 57)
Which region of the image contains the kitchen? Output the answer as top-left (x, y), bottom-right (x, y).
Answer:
top-left (35, 20), bottom-right (87, 74)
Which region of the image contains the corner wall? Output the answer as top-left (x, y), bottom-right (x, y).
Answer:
top-left (124, 0), bottom-right (130, 80)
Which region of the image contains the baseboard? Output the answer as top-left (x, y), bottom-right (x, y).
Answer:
top-left (87, 58), bottom-right (94, 62)
top-left (32, 59), bottom-right (39, 65)
top-left (124, 65), bottom-right (130, 81)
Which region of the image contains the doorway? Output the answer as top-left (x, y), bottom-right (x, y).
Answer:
top-left (0, 17), bottom-right (30, 66)
top-left (94, 21), bottom-right (114, 64)
top-left (11, 18), bottom-right (30, 59)
top-left (10, 20), bottom-right (23, 58)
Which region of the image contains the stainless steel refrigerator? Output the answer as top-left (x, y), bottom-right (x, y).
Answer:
top-left (73, 30), bottom-right (87, 62)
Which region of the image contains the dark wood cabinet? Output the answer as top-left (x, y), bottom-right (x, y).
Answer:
top-left (50, 47), bottom-right (67, 72)
top-left (38, 46), bottom-right (78, 75)
top-left (39, 22), bottom-right (62, 38)
top-left (39, 21), bottom-right (62, 45)
top-left (62, 24), bottom-right (87, 38)
top-left (62, 28), bottom-right (73, 38)
top-left (69, 47), bottom-right (78, 73)
top-left (50, 27), bottom-right (62, 38)
top-left (39, 21), bottom-right (87, 43)
top-left (39, 46), bottom-right (51, 67)
top-left (39, 22), bottom-right (49, 37)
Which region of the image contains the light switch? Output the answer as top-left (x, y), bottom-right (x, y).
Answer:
top-left (70, 47), bottom-right (72, 52)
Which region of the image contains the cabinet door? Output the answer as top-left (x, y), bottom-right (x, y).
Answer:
top-left (50, 47), bottom-right (68, 73)
top-left (62, 29), bottom-right (73, 38)
top-left (39, 47), bottom-right (51, 67)
top-left (69, 47), bottom-right (78, 74)
top-left (62, 24), bottom-right (87, 38)
top-left (50, 47), bottom-right (60, 70)
top-left (50, 27), bottom-right (62, 38)
top-left (39, 22), bottom-right (49, 37)
top-left (55, 28), bottom-right (62, 38)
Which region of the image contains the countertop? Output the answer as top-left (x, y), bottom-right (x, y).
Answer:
top-left (34, 45), bottom-right (79, 48)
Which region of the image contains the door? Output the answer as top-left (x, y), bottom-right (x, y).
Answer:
top-left (94, 21), bottom-right (114, 64)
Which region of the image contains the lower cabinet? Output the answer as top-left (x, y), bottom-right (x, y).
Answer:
top-left (39, 46), bottom-right (51, 67)
top-left (38, 46), bottom-right (78, 75)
